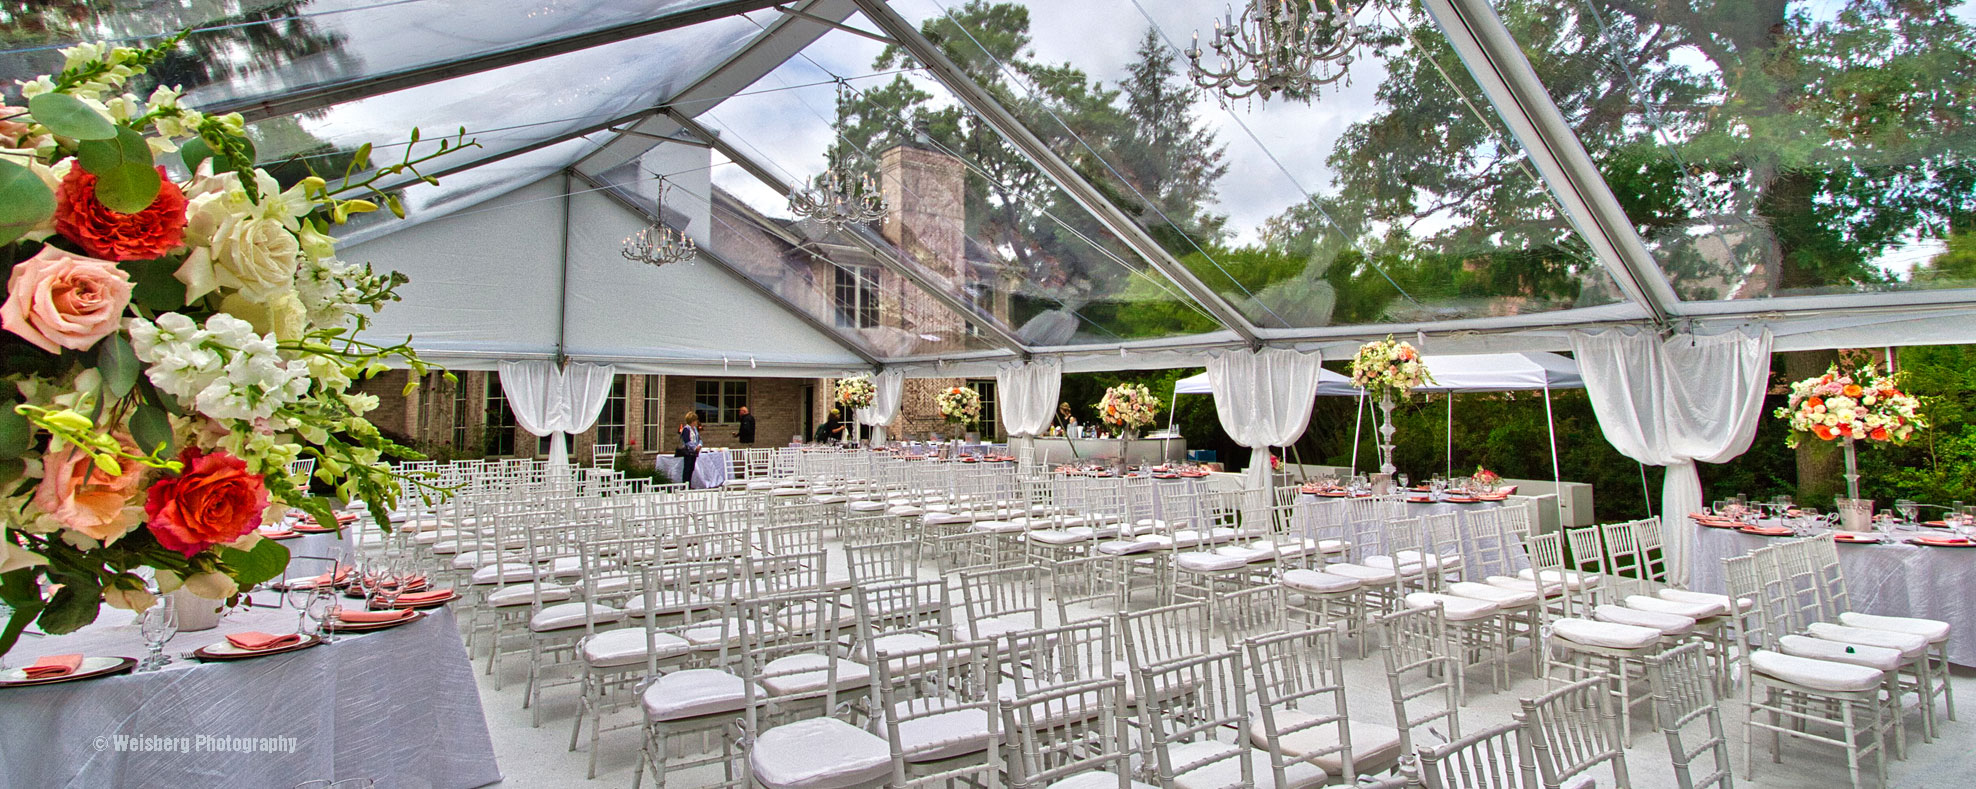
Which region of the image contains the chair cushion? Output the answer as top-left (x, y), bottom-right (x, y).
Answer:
top-left (1281, 569), bottom-right (1361, 594)
top-left (1805, 623), bottom-right (1928, 659)
top-left (530, 602), bottom-right (623, 632)
top-left (1517, 568), bottom-right (1602, 590)
top-left (1838, 612), bottom-right (1951, 644)
top-left (640, 668), bottom-right (751, 721)
top-left (1361, 555), bottom-right (1429, 575)
top-left (581, 628), bottom-right (691, 667)
top-left (1211, 544), bottom-right (1280, 564)
top-left (621, 590), bottom-right (713, 618)
top-left (1246, 712), bottom-right (1404, 775)
top-left (1175, 551), bottom-right (1253, 572)
top-left (1323, 563), bottom-right (1398, 585)
top-left (1395, 550), bottom-right (1460, 569)
top-left (486, 582), bottom-right (570, 607)
top-left (1594, 604), bottom-right (1693, 637)
top-left (891, 698), bottom-right (999, 762)
top-left (1405, 592), bottom-right (1499, 621)
top-left (1484, 575), bottom-right (1563, 597)
top-left (750, 717), bottom-right (893, 789)
top-left (684, 617), bottom-right (771, 650)
top-left (968, 612), bottom-right (1038, 641)
top-left (1028, 527), bottom-right (1098, 545)
top-left (1750, 649), bottom-right (1884, 694)
top-left (1658, 588), bottom-right (1749, 615)
top-left (1166, 740), bottom-right (1327, 789)
top-left (1779, 635), bottom-right (1903, 672)
top-left (760, 654), bottom-right (873, 696)
top-left (970, 520), bottom-right (1028, 534)
top-left (887, 505), bottom-right (926, 517)
top-left (925, 511), bottom-right (976, 525)
top-left (1624, 594), bottom-right (1723, 620)
top-left (471, 562), bottom-right (537, 585)
top-left (1098, 537), bottom-right (1164, 555)
top-left (1447, 582), bottom-right (1540, 608)
top-left (1551, 617), bottom-right (1659, 650)
top-left (1046, 773), bottom-right (1159, 789)
top-left (869, 632), bottom-right (952, 673)
top-left (846, 501), bottom-right (889, 513)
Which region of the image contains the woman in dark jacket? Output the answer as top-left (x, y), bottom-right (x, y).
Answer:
top-left (678, 412), bottom-right (703, 488)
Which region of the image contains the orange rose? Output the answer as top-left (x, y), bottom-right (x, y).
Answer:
top-left (33, 434), bottom-right (146, 543)
top-left (1870, 427), bottom-right (1889, 441)
top-left (1813, 425), bottom-right (1836, 441)
top-left (1807, 396), bottom-right (1823, 409)
top-left (1843, 384), bottom-right (1863, 398)
top-left (143, 448), bottom-right (270, 557)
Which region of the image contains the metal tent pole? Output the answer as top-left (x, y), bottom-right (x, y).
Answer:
top-left (1350, 392), bottom-right (1365, 472)
top-left (1446, 393), bottom-right (1454, 479)
top-left (1543, 382), bottom-right (1565, 528)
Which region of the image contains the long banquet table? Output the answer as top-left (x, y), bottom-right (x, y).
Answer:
top-left (1692, 523), bottom-right (1976, 666)
top-left (655, 448), bottom-right (731, 488)
top-left (0, 530), bottom-right (500, 789)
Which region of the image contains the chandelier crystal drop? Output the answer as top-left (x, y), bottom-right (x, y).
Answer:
top-left (622, 178), bottom-right (696, 267)
top-left (789, 79), bottom-right (889, 230)
top-left (1187, 0), bottom-right (1367, 104)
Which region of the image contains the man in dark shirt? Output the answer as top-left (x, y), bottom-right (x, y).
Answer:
top-left (737, 406), bottom-right (756, 444)
top-left (814, 410), bottom-right (847, 444)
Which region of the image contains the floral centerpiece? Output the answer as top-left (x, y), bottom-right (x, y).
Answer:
top-left (1095, 382), bottom-right (1161, 437)
top-left (1470, 466), bottom-right (1501, 492)
top-left (0, 38), bottom-right (465, 658)
top-left (935, 385), bottom-right (981, 427)
top-left (1775, 354), bottom-right (1925, 503)
top-left (1350, 337), bottom-right (1434, 476)
top-left (834, 375), bottom-right (874, 412)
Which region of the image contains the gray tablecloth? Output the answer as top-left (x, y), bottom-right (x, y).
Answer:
top-left (0, 537), bottom-right (498, 789)
top-left (1691, 524), bottom-right (1976, 666)
top-left (656, 448), bottom-right (729, 489)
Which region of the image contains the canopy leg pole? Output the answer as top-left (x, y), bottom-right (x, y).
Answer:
top-left (1543, 383), bottom-right (1564, 529)
top-left (1350, 393), bottom-right (1365, 473)
top-left (1639, 462), bottom-right (1655, 518)
top-left (1446, 394), bottom-right (1454, 479)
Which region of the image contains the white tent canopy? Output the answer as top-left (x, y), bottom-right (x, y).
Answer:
top-left (1170, 353), bottom-right (1581, 397)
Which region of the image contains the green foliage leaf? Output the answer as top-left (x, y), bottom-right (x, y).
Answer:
top-left (97, 332), bottom-right (139, 400)
top-left (138, 376), bottom-right (185, 417)
top-left (36, 581), bottom-right (102, 635)
top-left (26, 92), bottom-right (115, 140)
top-left (120, 257), bottom-right (188, 311)
top-left (218, 538), bottom-right (289, 589)
top-left (0, 159), bottom-right (55, 247)
top-left (0, 401), bottom-right (28, 459)
top-left (77, 127), bottom-right (160, 213)
top-left (0, 568), bottom-right (47, 659)
top-left (130, 403), bottom-right (173, 456)
top-left (292, 495), bottom-right (340, 533)
top-left (179, 136), bottom-right (214, 173)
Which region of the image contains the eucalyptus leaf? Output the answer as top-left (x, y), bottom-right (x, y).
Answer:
top-left (26, 93), bottom-right (115, 140)
top-left (218, 538), bottom-right (288, 589)
top-left (78, 127), bottom-right (161, 213)
top-left (97, 332), bottom-right (139, 400)
top-left (130, 403), bottom-right (173, 456)
top-left (0, 401), bottom-right (27, 459)
top-left (0, 159), bottom-right (55, 247)
top-left (36, 582), bottom-right (102, 635)
top-left (179, 136), bottom-right (214, 173)
top-left (121, 258), bottom-right (187, 311)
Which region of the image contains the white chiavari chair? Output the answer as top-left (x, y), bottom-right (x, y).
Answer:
top-left (1517, 676), bottom-right (1631, 789)
top-left (1378, 606), bottom-right (1463, 761)
top-left (1246, 626), bottom-right (1405, 783)
top-left (1135, 649), bottom-right (1329, 788)
top-left (870, 638), bottom-right (1003, 787)
top-left (740, 590), bottom-right (890, 789)
top-left (999, 678), bottom-right (1150, 789)
top-left (568, 546), bottom-right (692, 778)
top-left (853, 578), bottom-right (958, 672)
top-left (999, 618), bottom-right (1115, 696)
top-left (1804, 533), bottom-right (1954, 738)
top-left (1415, 720), bottom-right (1535, 789)
top-left (1644, 641), bottom-right (1733, 789)
top-left (957, 564), bottom-right (1063, 642)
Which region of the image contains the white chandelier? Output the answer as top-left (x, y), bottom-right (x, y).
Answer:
top-left (789, 80), bottom-right (888, 229)
top-left (622, 178), bottom-right (696, 268)
top-left (1187, 0), bottom-right (1367, 104)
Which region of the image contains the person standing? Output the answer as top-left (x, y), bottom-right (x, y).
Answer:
top-left (737, 406), bottom-right (756, 445)
top-left (814, 409), bottom-right (847, 444)
top-left (677, 412), bottom-right (703, 489)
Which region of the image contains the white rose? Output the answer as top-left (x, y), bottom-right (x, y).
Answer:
top-left (102, 585), bottom-right (156, 613)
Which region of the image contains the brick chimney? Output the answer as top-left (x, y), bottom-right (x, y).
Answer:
top-left (878, 143), bottom-right (968, 346)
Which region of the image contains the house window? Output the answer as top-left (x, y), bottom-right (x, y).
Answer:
top-left (595, 378), bottom-right (627, 448)
top-left (694, 379), bottom-right (749, 424)
top-left (832, 264), bottom-right (879, 329)
top-left (967, 378), bottom-right (998, 439)
top-left (643, 375), bottom-right (667, 449)
top-left (484, 377), bottom-right (516, 456)
top-left (451, 377), bottom-right (471, 449)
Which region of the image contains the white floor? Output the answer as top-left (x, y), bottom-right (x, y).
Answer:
top-left (465, 544), bottom-right (1976, 789)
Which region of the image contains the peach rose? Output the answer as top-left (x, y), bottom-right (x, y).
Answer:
top-left (1, 245), bottom-right (132, 353)
top-left (34, 433), bottom-right (148, 544)
top-left (144, 448), bottom-right (270, 557)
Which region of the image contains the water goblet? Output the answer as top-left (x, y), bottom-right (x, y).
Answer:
top-left (307, 588), bottom-right (338, 642)
top-left (1396, 473), bottom-right (1411, 489)
top-left (137, 594), bottom-right (179, 672)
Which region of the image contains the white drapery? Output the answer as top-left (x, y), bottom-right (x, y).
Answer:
top-left (996, 358), bottom-right (1062, 469)
top-left (497, 360), bottom-right (618, 466)
top-left (1570, 329), bottom-right (1773, 586)
top-left (1206, 348), bottom-right (1325, 519)
top-left (854, 370), bottom-right (904, 444)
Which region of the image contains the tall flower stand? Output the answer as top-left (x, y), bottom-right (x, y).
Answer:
top-left (1835, 436), bottom-right (1873, 531)
top-left (1372, 393), bottom-right (1398, 494)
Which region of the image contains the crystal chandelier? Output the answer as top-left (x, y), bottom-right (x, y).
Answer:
top-left (622, 178), bottom-right (696, 267)
top-left (788, 80), bottom-right (888, 230)
top-left (1187, 0), bottom-right (1367, 104)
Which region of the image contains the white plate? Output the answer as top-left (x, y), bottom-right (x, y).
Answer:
top-left (0, 656), bottom-right (135, 685)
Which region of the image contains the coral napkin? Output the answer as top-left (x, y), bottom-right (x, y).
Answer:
top-left (1915, 536), bottom-right (1972, 546)
top-left (390, 589), bottom-right (454, 605)
top-left (21, 654), bottom-right (82, 678)
top-left (334, 608), bottom-right (416, 624)
top-left (225, 632), bottom-right (303, 651)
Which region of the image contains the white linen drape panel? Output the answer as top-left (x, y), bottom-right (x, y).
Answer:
top-left (996, 358), bottom-right (1062, 470)
top-left (854, 369), bottom-right (905, 444)
top-left (497, 360), bottom-right (618, 466)
top-left (1206, 349), bottom-right (1325, 521)
top-left (1570, 328), bottom-right (1772, 586)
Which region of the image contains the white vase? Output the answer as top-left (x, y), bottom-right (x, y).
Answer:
top-left (171, 588), bottom-right (224, 632)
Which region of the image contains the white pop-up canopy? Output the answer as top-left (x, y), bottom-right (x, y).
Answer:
top-left (1172, 352), bottom-right (1583, 397)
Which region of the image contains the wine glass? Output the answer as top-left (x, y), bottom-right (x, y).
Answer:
top-left (1897, 499), bottom-right (1920, 528)
top-left (306, 588), bottom-right (338, 642)
top-left (137, 594), bottom-right (178, 672)
top-left (373, 557), bottom-right (404, 610)
top-left (1397, 473), bottom-right (1411, 489)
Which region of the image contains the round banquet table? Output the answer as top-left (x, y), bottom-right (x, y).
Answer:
top-left (0, 528), bottom-right (500, 789)
top-left (1295, 493), bottom-right (1529, 574)
top-left (1691, 523), bottom-right (1976, 666)
top-left (654, 448), bottom-right (730, 489)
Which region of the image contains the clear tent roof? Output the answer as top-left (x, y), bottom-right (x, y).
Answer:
top-left (3, 0), bottom-right (1972, 373)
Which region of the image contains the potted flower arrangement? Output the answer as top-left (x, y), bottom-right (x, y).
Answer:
top-left (1774, 353), bottom-right (1924, 527)
top-left (935, 385), bottom-right (981, 428)
top-left (0, 38), bottom-right (462, 658)
top-left (1470, 466), bottom-right (1502, 493)
top-left (834, 375), bottom-right (874, 412)
top-left (1094, 382), bottom-right (1161, 440)
top-left (1349, 336), bottom-right (1434, 475)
